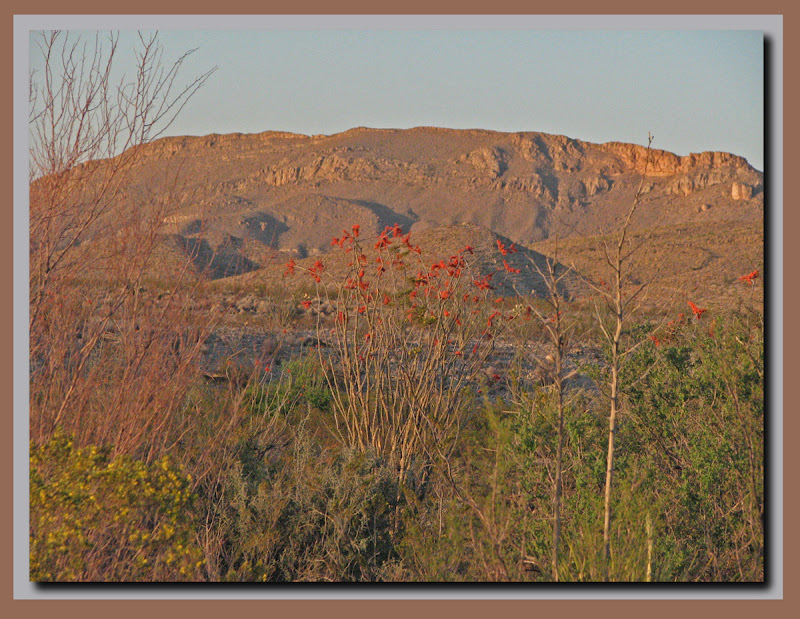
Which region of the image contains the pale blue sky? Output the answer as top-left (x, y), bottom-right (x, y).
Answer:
top-left (29, 28), bottom-right (765, 170)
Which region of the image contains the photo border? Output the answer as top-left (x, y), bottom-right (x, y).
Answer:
top-left (5, 3), bottom-right (792, 617)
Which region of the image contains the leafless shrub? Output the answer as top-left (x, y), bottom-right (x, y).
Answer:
top-left (29, 30), bottom-right (218, 461)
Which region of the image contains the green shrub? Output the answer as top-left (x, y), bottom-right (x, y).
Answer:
top-left (242, 355), bottom-right (332, 420)
top-left (621, 314), bottom-right (764, 581)
top-left (30, 432), bottom-right (205, 582)
top-left (218, 431), bottom-right (401, 582)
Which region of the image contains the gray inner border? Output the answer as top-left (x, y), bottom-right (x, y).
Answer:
top-left (13, 13), bottom-right (783, 600)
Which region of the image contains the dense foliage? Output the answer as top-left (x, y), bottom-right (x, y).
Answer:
top-left (30, 303), bottom-right (764, 582)
top-left (30, 432), bottom-right (204, 581)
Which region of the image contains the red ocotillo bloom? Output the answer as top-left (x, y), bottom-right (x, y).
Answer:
top-left (307, 260), bottom-right (324, 283)
top-left (502, 259), bottom-right (520, 274)
top-left (473, 272), bottom-right (494, 290)
top-left (688, 301), bottom-right (707, 320)
top-left (374, 231), bottom-right (390, 249)
top-left (284, 259), bottom-right (296, 276)
top-left (739, 269), bottom-right (759, 285)
top-left (496, 239), bottom-right (518, 255)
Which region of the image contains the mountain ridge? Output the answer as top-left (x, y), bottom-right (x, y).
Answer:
top-left (144, 126), bottom-right (759, 173)
top-left (56, 126), bottom-right (763, 307)
top-left (127, 126), bottom-right (761, 252)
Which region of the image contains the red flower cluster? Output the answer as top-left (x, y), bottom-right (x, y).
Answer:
top-left (739, 270), bottom-right (759, 285)
top-left (321, 223), bottom-right (525, 366)
top-left (496, 239), bottom-right (517, 256)
top-left (374, 230), bottom-right (390, 249)
top-left (473, 272), bottom-right (495, 291)
top-left (373, 223), bottom-right (418, 253)
top-left (308, 260), bottom-right (325, 283)
top-left (688, 301), bottom-right (707, 320)
top-left (344, 274), bottom-right (369, 291)
top-left (331, 224), bottom-right (361, 251)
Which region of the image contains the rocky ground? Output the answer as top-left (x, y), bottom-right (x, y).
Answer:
top-left (197, 316), bottom-right (603, 400)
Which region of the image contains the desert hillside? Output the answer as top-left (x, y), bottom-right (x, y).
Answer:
top-left (49, 126), bottom-right (763, 308)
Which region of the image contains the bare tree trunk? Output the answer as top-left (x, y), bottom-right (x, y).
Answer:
top-left (548, 258), bottom-right (567, 582)
top-left (552, 331), bottom-right (564, 581)
top-left (602, 294), bottom-right (623, 581)
top-left (595, 134), bottom-right (655, 582)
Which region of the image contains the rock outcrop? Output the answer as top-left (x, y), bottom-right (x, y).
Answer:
top-left (460, 147), bottom-right (508, 179)
top-left (599, 142), bottom-right (751, 177)
top-left (732, 182), bottom-right (756, 200)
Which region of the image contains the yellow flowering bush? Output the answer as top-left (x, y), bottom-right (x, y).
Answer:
top-left (30, 432), bottom-right (205, 581)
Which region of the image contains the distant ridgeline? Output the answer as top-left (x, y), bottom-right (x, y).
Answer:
top-left (64, 126), bottom-right (762, 304)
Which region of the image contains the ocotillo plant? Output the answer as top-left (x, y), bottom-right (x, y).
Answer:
top-left (285, 224), bottom-right (511, 487)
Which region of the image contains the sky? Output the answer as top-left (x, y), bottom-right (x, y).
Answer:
top-left (28, 24), bottom-right (765, 170)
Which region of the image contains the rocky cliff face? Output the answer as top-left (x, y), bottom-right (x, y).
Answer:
top-left (106, 126), bottom-right (762, 278)
top-left (599, 141), bottom-right (751, 176)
